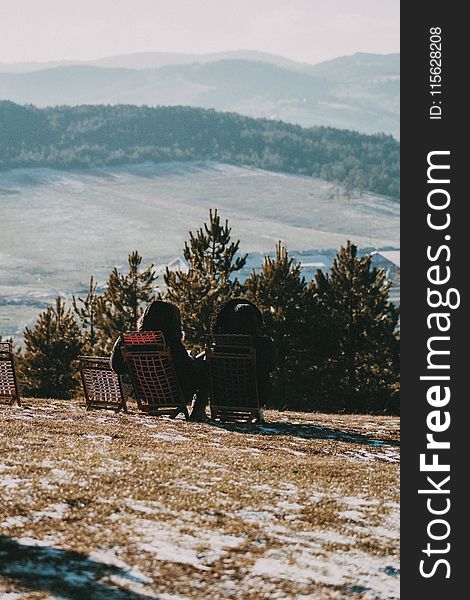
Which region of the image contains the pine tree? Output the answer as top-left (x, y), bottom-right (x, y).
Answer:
top-left (244, 241), bottom-right (311, 407)
top-left (19, 297), bottom-right (83, 399)
top-left (73, 275), bottom-right (100, 354)
top-left (95, 251), bottom-right (157, 352)
top-left (164, 209), bottom-right (247, 350)
top-left (312, 241), bottom-right (399, 413)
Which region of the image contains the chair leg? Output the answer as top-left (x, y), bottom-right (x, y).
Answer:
top-left (170, 406), bottom-right (188, 419)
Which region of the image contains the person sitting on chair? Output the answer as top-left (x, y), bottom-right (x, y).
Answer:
top-left (110, 300), bottom-right (208, 421)
top-left (213, 299), bottom-right (276, 408)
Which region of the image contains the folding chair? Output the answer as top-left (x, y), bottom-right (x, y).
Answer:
top-left (120, 331), bottom-right (189, 419)
top-left (206, 334), bottom-right (262, 423)
top-left (79, 356), bottom-right (127, 413)
top-left (0, 341), bottom-right (21, 406)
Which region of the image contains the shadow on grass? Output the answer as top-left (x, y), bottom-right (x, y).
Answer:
top-left (0, 536), bottom-right (156, 600)
top-left (210, 420), bottom-right (400, 447)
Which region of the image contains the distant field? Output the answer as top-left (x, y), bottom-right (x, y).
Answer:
top-left (0, 399), bottom-right (400, 599)
top-left (0, 161), bottom-right (399, 340)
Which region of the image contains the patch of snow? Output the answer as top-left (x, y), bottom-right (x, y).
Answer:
top-left (383, 501), bottom-right (400, 509)
top-left (308, 494), bottom-right (324, 503)
top-left (340, 510), bottom-right (365, 522)
top-left (276, 501), bottom-right (303, 512)
top-left (80, 434), bottom-right (113, 441)
top-left (140, 453), bottom-right (157, 461)
top-left (125, 499), bottom-right (164, 514)
top-left (279, 447), bottom-right (305, 456)
top-left (14, 536), bottom-right (56, 547)
top-left (242, 447), bottom-right (262, 455)
top-left (313, 530), bottom-right (356, 545)
top-left (344, 496), bottom-right (380, 507)
top-left (175, 482), bottom-right (206, 493)
top-left (1, 515), bottom-right (28, 528)
top-left (31, 502), bottom-right (69, 522)
top-left (0, 476), bottom-right (22, 489)
top-left (2, 504), bottom-right (69, 528)
top-left (251, 483), bottom-right (277, 493)
top-left (49, 468), bottom-right (70, 480)
top-left (136, 519), bottom-right (244, 570)
top-left (370, 526), bottom-right (400, 540)
top-left (342, 448), bottom-right (400, 463)
top-left (252, 557), bottom-right (313, 585)
top-left (279, 483), bottom-right (299, 497)
top-left (202, 461), bottom-right (220, 468)
top-left (239, 510), bottom-right (275, 522)
top-left (251, 549), bottom-right (399, 599)
top-left (150, 432), bottom-right (190, 442)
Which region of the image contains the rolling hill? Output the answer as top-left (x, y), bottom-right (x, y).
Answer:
top-left (0, 53), bottom-right (399, 137)
top-left (0, 102), bottom-right (400, 198)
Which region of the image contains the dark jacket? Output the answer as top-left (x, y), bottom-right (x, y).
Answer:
top-left (213, 299), bottom-right (276, 405)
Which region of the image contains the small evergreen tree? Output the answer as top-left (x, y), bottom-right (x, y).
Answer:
top-left (244, 242), bottom-right (311, 407)
top-left (164, 209), bottom-right (247, 350)
top-left (19, 297), bottom-right (83, 399)
top-left (312, 241), bottom-right (399, 413)
top-left (73, 275), bottom-right (100, 354)
top-left (95, 251), bottom-right (157, 352)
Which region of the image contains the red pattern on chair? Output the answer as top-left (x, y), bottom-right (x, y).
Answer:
top-left (122, 331), bottom-right (166, 349)
top-left (121, 331), bottom-right (188, 418)
top-left (0, 342), bottom-right (21, 406)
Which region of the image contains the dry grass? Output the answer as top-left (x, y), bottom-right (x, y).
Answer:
top-left (0, 398), bottom-right (399, 599)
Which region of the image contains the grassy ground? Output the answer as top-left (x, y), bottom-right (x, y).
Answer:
top-left (0, 399), bottom-right (399, 600)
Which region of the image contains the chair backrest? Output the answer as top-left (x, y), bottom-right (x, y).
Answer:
top-left (206, 334), bottom-right (259, 416)
top-left (79, 356), bottom-right (127, 412)
top-left (121, 331), bottom-right (185, 414)
top-left (0, 341), bottom-right (20, 406)
top-left (208, 334), bottom-right (254, 354)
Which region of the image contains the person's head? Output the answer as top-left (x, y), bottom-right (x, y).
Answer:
top-left (138, 301), bottom-right (182, 340)
top-left (224, 303), bottom-right (261, 337)
top-left (214, 298), bottom-right (263, 335)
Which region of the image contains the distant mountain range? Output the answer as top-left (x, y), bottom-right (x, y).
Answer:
top-left (0, 50), bottom-right (305, 72)
top-left (0, 52), bottom-right (399, 138)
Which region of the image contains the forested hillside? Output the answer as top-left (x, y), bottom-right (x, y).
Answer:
top-left (0, 101), bottom-right (399, 198)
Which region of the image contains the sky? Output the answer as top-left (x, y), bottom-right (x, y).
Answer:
top-left (0, 0), bottom-right (399, 65)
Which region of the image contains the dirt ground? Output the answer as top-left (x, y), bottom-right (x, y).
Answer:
top-left (0, 398), bottom-right (400, 599)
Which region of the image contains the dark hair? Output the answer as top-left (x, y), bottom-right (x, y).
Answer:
top-left (213, 298), bottom-right (264, 335)
top-left (219, 302), bottom-right (262, 337)
top-left (138, 301), bottom-right (182, 341)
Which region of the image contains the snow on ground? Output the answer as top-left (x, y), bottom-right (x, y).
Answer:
top-left (0, 161), bottom-right (399, 341)
top-left (0, 399), bottom-right (400, 599)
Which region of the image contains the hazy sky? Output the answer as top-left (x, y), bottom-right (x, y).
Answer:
top-left (0, 0), bottom-right (399, 65)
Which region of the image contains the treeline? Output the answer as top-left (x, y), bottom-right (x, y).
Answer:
top-left (0, 101), bottom-right (399, 198)
top-left (16, 210), bottom-right (400, 414)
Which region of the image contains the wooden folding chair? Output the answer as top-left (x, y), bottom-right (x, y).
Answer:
top-left (79, 356), bottom-right (127, 413)
top-left (206, 334), bottom-right (262, 423)
top-left (0, 341), bottom-right (21, 406)
top-left (120, 331), bottom-right (189, 419)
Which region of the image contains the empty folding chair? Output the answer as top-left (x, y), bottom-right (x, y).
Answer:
top-left (79, 356), bottom-right (127, 413)
top-left (0, 341), bottom-right (21, 406)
